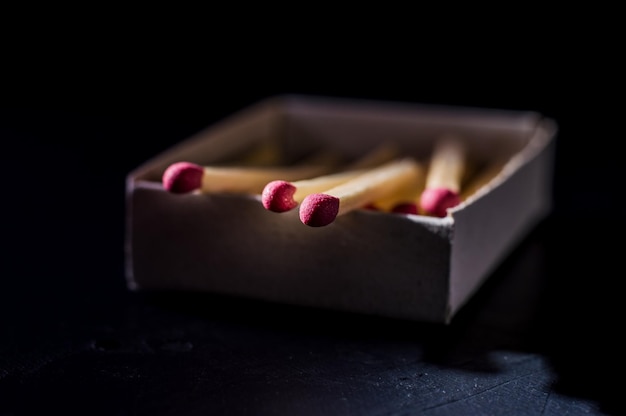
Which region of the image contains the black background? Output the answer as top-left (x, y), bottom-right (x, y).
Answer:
top-left (2, 13), bottom-right (623, 415)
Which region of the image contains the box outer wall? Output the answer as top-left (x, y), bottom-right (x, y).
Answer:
top-left (125, 95), bottom-right (557, 324)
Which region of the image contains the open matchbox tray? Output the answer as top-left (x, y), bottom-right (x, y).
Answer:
top-left (125, 94), bottom-right (557, 324)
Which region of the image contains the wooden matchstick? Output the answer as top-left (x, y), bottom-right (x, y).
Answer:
top-left (229, 140), bottom-right (283, 167)
top-left (419, 135), bottom-right (467, 217)
top-left (343, 142), bottom-right (399, 170)
top-left (262, 169), bottom-right (367, 213)
top-left (299, 158), bottom-right (424, 227)
top-left (261, 142), bottom-right (400, 213)
top-left (460, 160), bottom-right (508, 202)
top-left (383, 182), bottom-right (427, 215)
top-left (162, 150), bottom-right (341, 195)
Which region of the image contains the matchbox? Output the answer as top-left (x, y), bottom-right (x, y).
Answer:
top-left (125, 94), bottom-right (557, 324)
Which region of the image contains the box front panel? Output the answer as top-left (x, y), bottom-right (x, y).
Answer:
top-left (128, 186), bottom-right (452, 322)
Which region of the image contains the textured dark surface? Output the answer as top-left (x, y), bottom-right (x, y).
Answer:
top-left (1, 26), bottom-right (622, 414)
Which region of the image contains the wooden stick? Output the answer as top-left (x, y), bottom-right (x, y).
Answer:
top-left (344, 142), bottom-right (400, 170)
top-left (372, 171), bottom-right (427, 214)
top-left (460, 160), bottom-right (508, 202)
top-left (162, 150), bottom-right (341, 195)
top-left (262, 169), bottom-right (367, 212)
top-left (261, 142), bottom-right (400, 212)
top-left (419, 135), bottom-right (467, 217)
top-left (299, 158), bottom-right (424, 227)
top-left (232, 140), bottom-right (283, 167)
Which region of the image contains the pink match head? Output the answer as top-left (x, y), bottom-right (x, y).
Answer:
top-left (419, 187), bottom-right (461, 217)
top-left (299, 193), bottom-right (340, 227)
top-left (262, 180), bottom-right (299, 212)
top-left (362, 203), bottom-right (380, 211)
top-left (162, 162), bottom-right (204, 194)
top-left (391, 202), bottom-right (419, 215)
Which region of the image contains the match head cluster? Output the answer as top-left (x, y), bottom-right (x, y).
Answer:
top-left (161, 138), bottom-right (469, 227)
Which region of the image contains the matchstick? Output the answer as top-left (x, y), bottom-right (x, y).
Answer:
top-left (299, 158), bottom-right (424, 227)
top-left (261, 142), bottom-right (399, 213)
top-left (228, 139), bottom-right (283, 167)
top-left (419, 135), bottom-right (467, 217)
top-left (367, 165), bottom-right (427, 214)
top-left (459, 160), bottom-right (508, 202)
top-left (342, 142), bottom-right (399, 170)
top-left (162, 150), bottom-right (341, 195)
top-left (262, 169), bottom-right (367, 213)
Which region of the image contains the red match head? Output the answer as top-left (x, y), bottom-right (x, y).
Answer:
top-left (299, 193), bottom-right (340, 227)
top-left (362, 203), bottom-right (381, 211)
top-left (419, 187), bottom-right (461, 217)
top-left (261, 180), bottom-right (299, 212)
top-left (391, 202), bottom-right (419, 215)
top-left (162, 162), bottom-right (204, 194)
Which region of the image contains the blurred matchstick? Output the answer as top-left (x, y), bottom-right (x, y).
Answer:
top-left (261, 142), bottom-right (399, 213)
top-left (419, 135), bottom-right (467, 217)
top-left (230, 139), bottom-right (283, 167)
top-left (299, 158), bottom-right (424, 227)
top-left (368, 167), bottom-right (427, 214)
top-left (162, 150), bottom-right (341, 195)
top-left (390, 153), bottom-right (504, 215)
top-left (459, 160), bottom-right (508, 202)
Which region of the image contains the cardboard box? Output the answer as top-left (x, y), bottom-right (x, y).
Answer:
top-left (125, 94), bottom-right (557, 324)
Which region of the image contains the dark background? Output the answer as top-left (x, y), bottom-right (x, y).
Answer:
top-left (1, 15), bottom-right (623, 415)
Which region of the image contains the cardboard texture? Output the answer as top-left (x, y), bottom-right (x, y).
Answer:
top-left (125, 94), bottom-right (557, 324)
